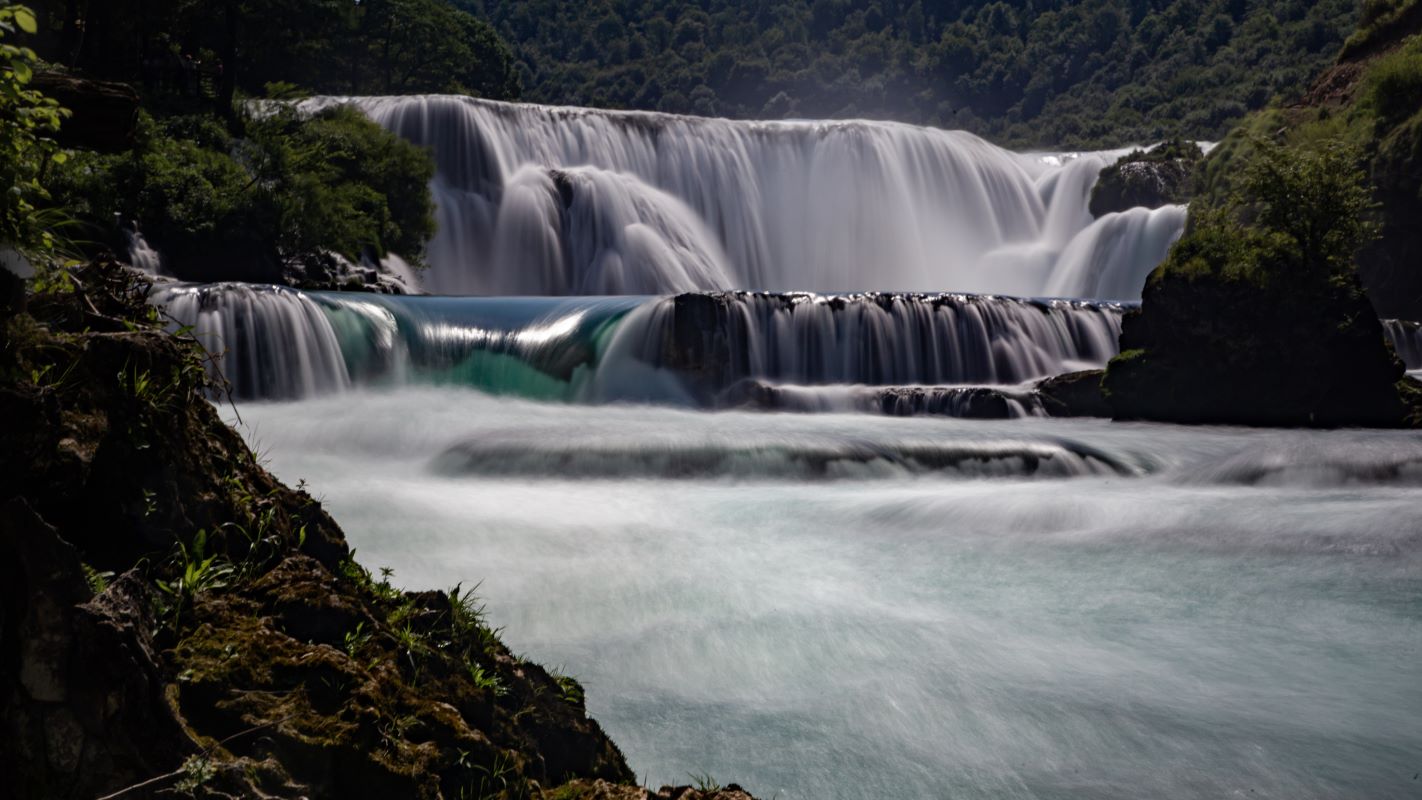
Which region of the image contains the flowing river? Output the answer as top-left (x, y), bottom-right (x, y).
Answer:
top-left (224, 390), bottom-right (1422, 800)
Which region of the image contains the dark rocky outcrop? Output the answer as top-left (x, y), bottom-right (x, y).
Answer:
top-left (1, 261), bottom-right (748, 799)
top-left (1089, 139), bottom-right (1203, 218)
top-left (1103, 267), bottom-right (1418, 427)
top-left (31, 72), bottom-right (140, 153)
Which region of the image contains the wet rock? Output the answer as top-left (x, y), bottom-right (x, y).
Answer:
top-left (550, 780), bottom-right (760, 800)
top-left (1035, 370), bottom-right (1110, 417)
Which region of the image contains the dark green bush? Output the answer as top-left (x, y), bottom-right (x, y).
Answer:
top-left (53, 106), bottom-right (435, 282)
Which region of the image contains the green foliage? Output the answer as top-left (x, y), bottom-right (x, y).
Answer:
top-left (465, 660), bottom-right (506, 695)
top-left (52, 105), bottom-right (435, 279)
top-left (251, 105), bottom-right (436, 264)
top-left (0, 3), bottom-right (68, 253)
top-left (1195, 24), bottom-right (1422, 316)
top-left (1360, 34), bottom-right (1422, 128)
top-left (1239, 139), bottom-right (1377, 275)
top-left (552, 671), bottom-right (584, 706)
top-left (1165, 139), bottom-right (1375, 288)
top-left (1106, 136), bottom-right (1410, 427)
top-left (172, 754), bottom-right (216, 794)
top-left (466, 0), bottom-right (1357, 147)
top-left (81, 562), bottom-right (115, 594)
top-left (156, 529), bottom-right (236, 625)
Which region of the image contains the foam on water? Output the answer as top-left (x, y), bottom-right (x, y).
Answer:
top-left (226, 388), bottom-right (1422, 800)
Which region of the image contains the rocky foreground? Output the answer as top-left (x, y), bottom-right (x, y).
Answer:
top-left (0, 261), bottom-right (756, 799)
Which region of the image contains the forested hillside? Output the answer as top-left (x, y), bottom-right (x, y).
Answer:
top-left (29, 0), bottom-right (520, 100)
top-left (460, 0), bottom-right (1357, 147)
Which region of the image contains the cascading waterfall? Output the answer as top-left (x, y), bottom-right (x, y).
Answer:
top-left (599, 292), bottom-right (1125, 404)
top-left (152, 282), bottom-right (643, 402)
top-left (329, 95), bottom-right (1185, 299)
top-left (153, 283), bottom-right (1122, 407)
top-left (1383, 318), bottom-right (1422, 372)
top-left (126, 228), bottom-right (164, 276)
top-left (153, 283), bottom-right (349, 400)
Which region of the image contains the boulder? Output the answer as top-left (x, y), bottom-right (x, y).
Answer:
top-left (1035, 370), bottom-right (1110, 418)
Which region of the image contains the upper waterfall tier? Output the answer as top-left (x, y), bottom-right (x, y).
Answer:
top-left (327, 96), bottom-right (1186, 299)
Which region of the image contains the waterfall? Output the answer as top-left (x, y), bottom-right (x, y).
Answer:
top-left (600, 292), bottom-right (1124, 402)
top-left (325, 95), bottom-right (1183, 300)
top-left (153, 283), bottom-right (643, 402)
top-left (155, 282), bottom-right (1422, 415)
top-left (153, 284), bottom-right (1125, 404)
top-left (151, 283), bottom-right (350, 400)
top-left (1383, 319), bottom-right (1422, 372)
top-left (126, 228), bottom-right (164, 276)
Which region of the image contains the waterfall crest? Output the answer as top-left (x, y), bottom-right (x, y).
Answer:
top-left (332, 96), bottom-right (1184, 299)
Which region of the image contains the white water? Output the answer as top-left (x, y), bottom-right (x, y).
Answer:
top-left (333, 96), bottom-right (1185, 299)
top-left (154, 283), bottom-right (349, 399)
top-left (126, 228), bottom-right (165, 276)
top-left (229, 388), bottom-right (1422, 800)
top-left (1384, 319), bottom-right (1422, 374)
top-left (152, 286), bottom-right (1128, 405)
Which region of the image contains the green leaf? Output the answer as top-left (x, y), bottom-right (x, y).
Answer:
top-left (13, 8), bottom-right (36, 35)
top-left (10, 58), bottom-right (30, 84)
top-left (50, 150), bottom-right (66, 164)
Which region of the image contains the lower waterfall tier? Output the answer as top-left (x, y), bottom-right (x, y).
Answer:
top-left (152, 283), bottom-right (1421, 415)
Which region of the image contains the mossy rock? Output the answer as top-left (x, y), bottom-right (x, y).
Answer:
top-left (1089, 139), bottom-right (1204, 218)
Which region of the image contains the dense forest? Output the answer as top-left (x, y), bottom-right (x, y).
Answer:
top-left (29, 0), bottom-right (1363, 147)
top-left (463, 0), bottom-right (1359, 147)
top-left (28, 0), bottom-right (521, 101)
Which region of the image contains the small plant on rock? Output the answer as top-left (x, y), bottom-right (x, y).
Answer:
top-left (156, 529), bottom-right (234, 626)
